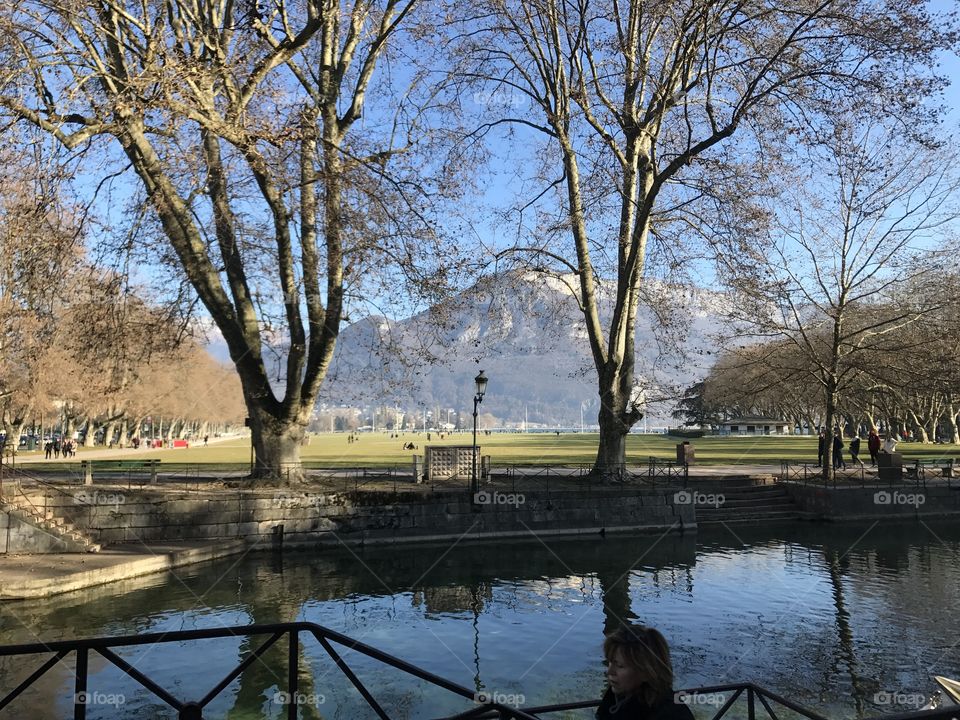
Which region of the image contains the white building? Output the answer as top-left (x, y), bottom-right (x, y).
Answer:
top-left (721, 417), bottom-right (792, 436)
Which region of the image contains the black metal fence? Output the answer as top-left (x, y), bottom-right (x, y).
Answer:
top-left (9, 461), bottom-right (678, 494)
top-left (777, 460), bottom-right (957, 490)
top-left (0, 622), bottom-right (955, 720)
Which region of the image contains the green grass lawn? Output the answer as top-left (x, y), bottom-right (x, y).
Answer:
top-left (22, 432), bottom-right (950, 467)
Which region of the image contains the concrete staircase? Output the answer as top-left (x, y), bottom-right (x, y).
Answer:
top-left (1, 485), bottom-right (104, 553)
top-left (692, 483), bottom-right (802, 524)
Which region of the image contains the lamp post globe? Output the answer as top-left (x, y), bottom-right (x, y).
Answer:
top-left (474, 371), bottom-right (488, 399)
top-left (471, 371), bottom-right (488, 499)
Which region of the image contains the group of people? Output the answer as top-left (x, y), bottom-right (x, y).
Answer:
top-left (43, 438), bottom-right (76, 459)
top-left (817, 428), bottom-right (898, 470)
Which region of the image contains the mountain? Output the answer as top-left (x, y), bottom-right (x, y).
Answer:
top-left (315, 273), bottom-right (731, 427)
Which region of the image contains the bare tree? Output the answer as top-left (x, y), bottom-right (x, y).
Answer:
top-left (0, 0), bottom-right (455, 480)
top-left (0, 140), bottom-right (82, 440)
top-left (456, 0), bottom-right (955, 479)
top-left (721, 122), bottom-right (960, 473)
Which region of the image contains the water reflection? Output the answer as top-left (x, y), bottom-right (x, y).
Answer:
top-left (0, 521), bottom-right (958, 719)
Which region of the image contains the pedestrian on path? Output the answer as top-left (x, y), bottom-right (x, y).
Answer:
top-left (832, 431), bottom-right (846, 470)
top-left (817, 430), bottom-right (826, 466)
top-left (849, 435), bottom-right (862, 466)
top-left (867, 429), bottom-right (881, 465)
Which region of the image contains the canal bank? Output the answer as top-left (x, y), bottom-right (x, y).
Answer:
top-left (3, 476), bottom-right (959, 600)
top-left (1, 484), bottom-right (695, 599)
top-left (0, 540), bottom-right (247, 599)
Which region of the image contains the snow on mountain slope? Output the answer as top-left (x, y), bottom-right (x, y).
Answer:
top-left (316, 273), bottom-right (731, 426)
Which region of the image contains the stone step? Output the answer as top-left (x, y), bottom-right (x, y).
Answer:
top-left (697, 510), bottom-right (801, 523)
top-left (5, 497), bottom-right (104, 553)
top-left (691, 485), bottom-right (788, 496)
top-left (688, 494), bottom-right (794, 506)
top-left (705, 502), bottom-right (797, 512)
top-left (685, 483), bottom-right (803, 523)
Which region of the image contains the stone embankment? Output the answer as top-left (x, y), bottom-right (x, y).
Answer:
top-left (3, 485), bottom-right (695, 550)
top-left (4, 472), bottom-right (959, 600)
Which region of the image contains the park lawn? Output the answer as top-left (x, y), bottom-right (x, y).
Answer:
top-left (81, 432), bottom-right (960, 467)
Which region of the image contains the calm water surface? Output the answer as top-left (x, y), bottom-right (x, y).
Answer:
top-left (1, 520), bottom-right (959, 719)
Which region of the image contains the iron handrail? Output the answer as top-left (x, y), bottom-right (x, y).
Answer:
top-left (777, 460), bottom-right (941, 490)
top-left (0, 622), bottom-right (955, 720)
top-left (0, 621), bottom-right (542, 720)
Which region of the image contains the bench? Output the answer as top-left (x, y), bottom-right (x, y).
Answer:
top-left (911, 459), bottom-right (955, 481)
top-left (81, 459), bottom-right (161, 485)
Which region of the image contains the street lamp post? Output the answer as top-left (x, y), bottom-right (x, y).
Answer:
top-left (471, 370), bottom-right (488, 498)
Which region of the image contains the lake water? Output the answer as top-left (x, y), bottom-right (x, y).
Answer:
top-left (1, 520), bottom-right (958, 719)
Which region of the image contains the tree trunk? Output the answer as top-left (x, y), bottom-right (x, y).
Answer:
top-left (947, 403), bottom-right (959, 445)
top-left (84, 420), bottom-right (97, 447)
top-left (248, 411), bottom-right (306, 484)
top-left (595, 408), bottom-right (629, 481)
top-left (117, 419), bottom-right (128, 448)
top-left (927, 409), bottom-right (940, 444)
top-left (592, 369), bottom-right (643, 481)
top-left (822, 381), bottom-right (839, 480)
top-left (129, 415), bottom-right (145, 442)
top-left (908, 410), bottom-right (928, 443)
top-left (102, 419), bottom-right (117, 447)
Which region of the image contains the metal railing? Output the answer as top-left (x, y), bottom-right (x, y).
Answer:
top-left (1, 623), bottom-right (955, 720)
top-left (0, 622), bottom-right (543, 720)
top-left (777, 461), bottom-right (951, 490)
top-left (13, 462), bottom-right (672, 494)
top-left (647, 456), bottom-right (689, 484)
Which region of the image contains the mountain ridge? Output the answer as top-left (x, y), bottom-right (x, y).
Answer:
top-left (314, 273), bottom-right (730, 426)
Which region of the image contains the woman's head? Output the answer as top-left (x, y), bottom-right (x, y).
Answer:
top-left (603, 625), bottom-right (674, 705)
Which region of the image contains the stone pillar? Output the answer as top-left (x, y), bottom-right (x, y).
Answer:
top-left (82, 461), bottom-right (93, 486)
top-left (412, 455), bottom-right (424, 484)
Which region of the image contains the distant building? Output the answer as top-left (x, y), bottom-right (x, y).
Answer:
top-left (721, 417), bottom-right (792, 436)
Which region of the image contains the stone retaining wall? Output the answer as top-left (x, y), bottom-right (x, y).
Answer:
top-left (10, 486), bottom-right (694, 549)
top-left (783, 483), bottom-right (960, 520)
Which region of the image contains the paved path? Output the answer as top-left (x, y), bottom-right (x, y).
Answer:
top-left (14, 435), bottom-right (240, 464)
top-left (0, 540), bottom-right (248, 600)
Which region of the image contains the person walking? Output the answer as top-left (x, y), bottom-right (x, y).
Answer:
top-left (867, 429), bottom-right (881, 465)
top-left (849, 435), bottom-right (862, 466)
top-left (817, 430), bottom-right (826, 467)
top-left (832, 431), bottom-right (846, 470)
